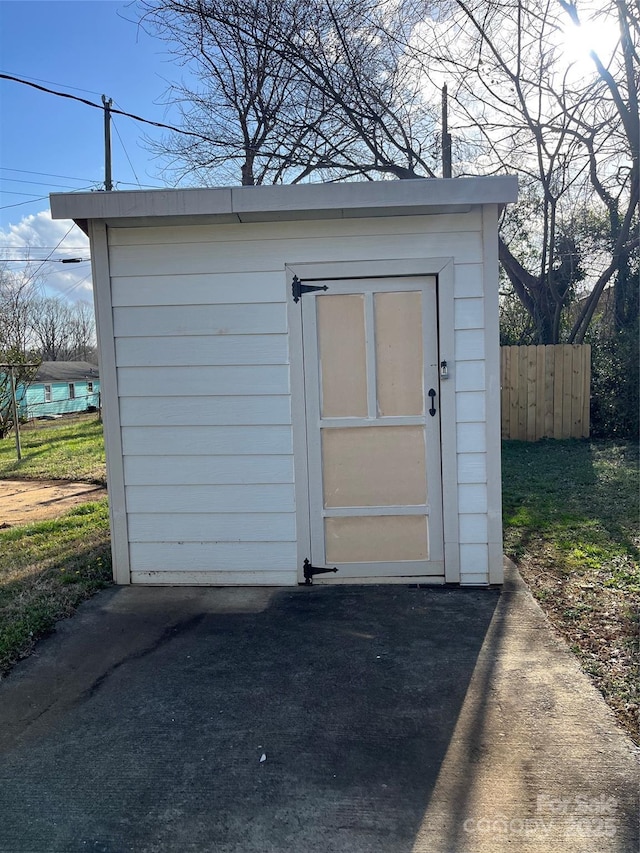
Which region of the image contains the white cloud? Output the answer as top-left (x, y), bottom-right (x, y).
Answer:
top-left (0, 209), bottom-right (93, 303)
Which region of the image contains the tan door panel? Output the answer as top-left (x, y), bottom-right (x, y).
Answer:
top-left (325, 516), bottom-right (428, 563)
top-left (375, 291), bottom-right (424, 416)
top-left (317, 293), bottom-right (367, 417)
top-left (322, 426), bottom-right (426, 507)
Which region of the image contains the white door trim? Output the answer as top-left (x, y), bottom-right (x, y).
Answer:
top-left (287, 257), bottom-right (459, 585)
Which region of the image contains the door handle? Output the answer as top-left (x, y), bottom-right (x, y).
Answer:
top-left (428, 388), bottom-right (437, 416)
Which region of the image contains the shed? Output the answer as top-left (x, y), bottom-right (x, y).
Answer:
top-left (51, 177), bottom-right (518, 587)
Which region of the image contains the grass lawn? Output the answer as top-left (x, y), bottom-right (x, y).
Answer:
top-left (502, 439), bottom-right (639, 744)
top-left (0, 501), bottom-right (112, 674)
top-left (0, 415), bottom-right (110, 676)
top-left (0, 413), bottom-right (106, 484)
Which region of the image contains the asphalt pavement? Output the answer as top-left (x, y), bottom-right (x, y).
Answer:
top-left (0, 561), bottom-right (637, 852)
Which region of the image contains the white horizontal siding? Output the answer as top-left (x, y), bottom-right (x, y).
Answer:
top-left (458, 573), bottom-right (490, 586)
top-left (120, 396), bottom-right (291, 426)
top-left (108, 212), bottom-right (484, 247)
top-left (111, 271), bottom-right (285, 307)
top-left (117, 366), bottom-right (290, 397)
top-left (128, 512), bottom-right (296, 542)
top-left (121, 426), bottom-right (293, 456)
top-left (123, 455), bottom-right (293, 485)
top-left (456, 391), bottom-right (486, 423)
top-left (125, 484), bottom-right (295, 513)
top-left (454, 297), bottom-right (484, 330)
top-left (109, 232), bottom-right (483, 278)
top-left (459, 544), bottom-right (489, 577)
top-left (457, 453), bottom-right (487, 484)
top-left (459, 514), bottom-right (489, 544)
top-left (454, 264), bottom-right (484, 298)
top-left (115, 335), bottom-right (289, 367)
top-left (130, 570), bottom-right (296, 586)
top-left (113, 303), bottom-right (287, 337)
top-left (458, 484), bottom-right (488, 514)
top-left (455, 329), bottom-right (485, 361)
top-left (455, 361), bottom-right (485, 392)
top-left (456, 422), bottom-right (487, 453)
top-left (129, 541), bottom-right (297, 571)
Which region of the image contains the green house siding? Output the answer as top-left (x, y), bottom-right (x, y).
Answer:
top-left (20, 380), bottom-right (100, 418)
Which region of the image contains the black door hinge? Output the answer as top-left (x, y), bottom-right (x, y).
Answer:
top-left (303, 558), bottom-right (338, 585)
top-left (292, 276), bottom-right (329, 303)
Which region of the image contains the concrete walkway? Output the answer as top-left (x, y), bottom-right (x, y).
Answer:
top-left (0, 562), bottom-right (637, 853)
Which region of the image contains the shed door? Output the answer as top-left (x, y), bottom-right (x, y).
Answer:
top-left (301, 277), bottom-right (444, 581)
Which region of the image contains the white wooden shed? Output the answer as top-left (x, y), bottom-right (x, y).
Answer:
top-left (51, 177), bottom-right (517, 587)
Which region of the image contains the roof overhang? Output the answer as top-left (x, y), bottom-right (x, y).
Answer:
top-left (50, 177), bottom-right (518, 233)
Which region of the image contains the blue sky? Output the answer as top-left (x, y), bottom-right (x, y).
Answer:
top-left (0, 0), bottom-right (186, 299)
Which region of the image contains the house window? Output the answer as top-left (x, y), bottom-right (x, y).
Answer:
top-left (87, 381), bottom-right (94, 393)
top-left (69, 383), bottom-right (76, 400)
top-left (44, 384), bottom-right (52, 403)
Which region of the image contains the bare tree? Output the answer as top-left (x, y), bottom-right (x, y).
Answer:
top-left (138, 0), bottom-right (439, 185)
top-left (140, 0), bottom-right (637, 342)
top-left (67, 300), bottom-right (97, 362)
top-left (0, 264), bottom-right (37, 357)
top-left (0, 265), bottom-right (40, 438)
top-left (411, 0), bottom-right (638, 343)
top-left (28, 297), bottom-right (96, 362)
top-left (29, 297), bottom-right (74, 362)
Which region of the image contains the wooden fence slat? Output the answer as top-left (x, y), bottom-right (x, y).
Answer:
top-left (571, 345), bottom-right (583, 438)
top-left (544, 345), bottom-right (555, 438)
top-left (518, 347), bottom-right (528, 440)
top-left (501, 347), bottom-right (509, 439)
top-left (561, 344), bottom-right (573, 438)
top-left (535, 345), bottom-right (545, 440)
top-left (526, 345), bottom-right (537, 441)
top-left (510, 346), bottom-right (520, 439)
top-left (582, 344), bottom-right (591, 438)
top-left (500, 344), bottom-right (590, 441)
top-left (553, 345), bottom-right (564, 439)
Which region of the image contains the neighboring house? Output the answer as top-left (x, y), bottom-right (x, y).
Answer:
top-left (19, 362), bottom-right (100, 419)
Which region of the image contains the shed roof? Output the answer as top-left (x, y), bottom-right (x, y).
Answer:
top-left (50, 176), bottom-right (518, 232)
top-left (35, 362), bottom-right (99, 383)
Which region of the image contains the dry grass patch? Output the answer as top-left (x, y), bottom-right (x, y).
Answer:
top-left (503, 440), bottom-right (639, 744)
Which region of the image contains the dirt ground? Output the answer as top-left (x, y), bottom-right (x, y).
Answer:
top-left (0, 480), bottom-right (108, 527)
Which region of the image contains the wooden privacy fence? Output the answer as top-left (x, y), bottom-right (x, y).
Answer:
top-left (500, 344), bottom-right (591, 441)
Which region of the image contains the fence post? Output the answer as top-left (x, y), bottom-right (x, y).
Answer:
top-left (9, 366), bottom-right (21, 461)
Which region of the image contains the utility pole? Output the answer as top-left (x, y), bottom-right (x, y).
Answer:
top-left (102, 94), bottom-right (113, 191)
top-left (442, 84), bottom-right (452, 179)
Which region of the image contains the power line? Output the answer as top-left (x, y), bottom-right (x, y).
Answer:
top-left (0, 186), bottom-right (97, 212)
top-left (0, 70), bottom-right (103, 97)
top-left (21, 224), bottom-right (77, 289)
top-left (0, 73), bottom-right (217, 145)
top-left (0, 167), bottom-right (96, 182)
top-left (0, 168), bottom-right (164, 190)
top-left (0, 196), bottom-right (49, 211)
top-left (1, 190), bottom-right (50, 198)
top-left (0, 177), bottom-right (95, 190)
top-left (58, 272), bottom-right (94, 298)
top-left (111, 114), bottom-right (142, 188)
